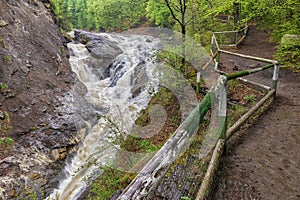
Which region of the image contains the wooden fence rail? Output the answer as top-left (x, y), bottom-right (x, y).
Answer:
top-left (116, 26), bottom-right (279, 200)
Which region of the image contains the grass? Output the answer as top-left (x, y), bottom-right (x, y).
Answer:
top-left (0, 83), bottom-right (9, 91)
top-left (88, 167), bottom-right (136, 200)
top-left (3, 55), bottom-right (11, 63)
top-left (0, 111), bottom-right (12, 135)
top-left (0, 111), bottom-right (14, 159)
top-left (0, 137), bottom-right (14, 146)
top-left (243, 94), bottom-right (256, 104)
top-left (227, 103), bottom-right (247, 128)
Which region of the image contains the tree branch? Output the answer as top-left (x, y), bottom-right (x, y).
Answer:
top-left (164, 0), bottom-right (182, 26)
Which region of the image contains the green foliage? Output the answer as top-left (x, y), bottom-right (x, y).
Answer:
top-left (0, 137), bottom-right (14, 146)
top-left (146, 0), bottom-right (173, 27)
top-left (50, 0), bottom-right (148, 31)
top-left (0, 111), bottom-right (12, 136)
top-left (243, 94), bottom-right (256, 104)
top-left (88, 167), bottom-right (134, 200)
top-left (275, 34), bottom-right (300, 71)
top-left (0, 83), bottom-right (8, 91)
top-left (3, 55), bottom-right (11, 63)
top-left (181, 197), bottom-right (191, 200)
top-left (140, 140), bottom-right (160, 153)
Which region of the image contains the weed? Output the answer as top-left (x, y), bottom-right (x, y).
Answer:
top-left (172, 116), bottom-right (179, 123)
top-left (0, 83), bottom-right (8, 90)
top-left (0, 137), bottom-right (14, 146)
top-left (243, 94), bottom-right (256, 103)
top-left (25, 80), bottom-right (30, 86)
top-left (88, 167), bottom-right (135, 200)
top-left (60, 45), bottom-right (65, 52)
top-left (140, 140), bottom-right (160, 153)
top-left (3, 55), bottom-right (11, 63)
top-left (31, 126), bottom-right (40, 131)
top-left (227, 80), bottom-right (236, 88)
top-left (0, 111), bottom-right (12, 135)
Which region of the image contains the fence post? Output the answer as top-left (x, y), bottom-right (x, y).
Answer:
top-left (214, 51), bottom-right (221, 70)
top-left (211, 35), bottom-right (216, 53)
top-left (196, 72), bottom-right (201, 94)
top-left (272, 62), bottom-right (280, 90)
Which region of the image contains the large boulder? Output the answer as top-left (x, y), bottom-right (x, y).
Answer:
top-left (281, 34), bottom-right (300, 49)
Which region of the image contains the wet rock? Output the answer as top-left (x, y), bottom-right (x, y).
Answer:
top-left (0, 20), bottom-right (8, 27)
top-left (0, 0), bottom-right (77, 198)
top-left (51, 148), bottom-right (67, 160)
top-left (74, 30), bottom-right (122, 59)
top-left (131, 63), bottom-right (148, 98)
top-left (29, 173), bottom-right (41, 180)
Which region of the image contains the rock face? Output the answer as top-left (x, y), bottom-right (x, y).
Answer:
top-left (0, 0), bottom-right (80, 199)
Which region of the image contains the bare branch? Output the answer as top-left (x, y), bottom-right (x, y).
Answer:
top-left (164, 0), bottom-right (182, 26)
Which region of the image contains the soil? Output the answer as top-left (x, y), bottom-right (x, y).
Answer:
top-left (213, 26), bottom-right (300, 199)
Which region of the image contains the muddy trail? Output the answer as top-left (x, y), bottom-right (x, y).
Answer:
top-left (213, 26), bottom-right (300, 199)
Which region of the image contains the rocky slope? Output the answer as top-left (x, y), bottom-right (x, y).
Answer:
top-left (0, 0), bottom-right (80, 198)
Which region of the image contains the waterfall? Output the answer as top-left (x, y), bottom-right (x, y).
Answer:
top-left (47, 32), bottom-right (160, 200)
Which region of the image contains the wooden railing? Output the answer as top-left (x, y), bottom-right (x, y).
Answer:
top-left (117, 27), bottom-right (280, 200)
top-left (213, 26), bottom-right (249, 48)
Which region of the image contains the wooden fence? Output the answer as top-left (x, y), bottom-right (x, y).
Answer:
top-left (116, 27), bottom-right (280, 200)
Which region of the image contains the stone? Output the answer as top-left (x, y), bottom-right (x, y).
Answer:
top-left (21, 66), bottom-right (30, 74)
top-left (51, 148), bottom-right (67, 160)
top-left (281, 34), bottom-right (300, 48)
top-left (0, 110), bottom-right (4, 119)
top-left (0, 20), bottom-right (8, 27)
top-left (29, 173), bottom-right (41, 180)
top-left (26, 61), bottom-right (33, 68)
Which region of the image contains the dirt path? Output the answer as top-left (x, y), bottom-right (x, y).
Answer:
top-left (213, 26), bottom-right (300, 199)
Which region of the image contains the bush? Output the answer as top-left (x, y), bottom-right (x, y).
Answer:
top-left (275, 34), bottom-right (300, 71)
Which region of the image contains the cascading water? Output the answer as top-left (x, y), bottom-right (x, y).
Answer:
top-left (47, 32), bottom-right (160, 200)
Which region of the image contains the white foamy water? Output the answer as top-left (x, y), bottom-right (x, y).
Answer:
top-left (47, 33), bottom-right (160, 200)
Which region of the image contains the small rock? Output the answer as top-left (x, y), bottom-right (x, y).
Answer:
top-left (29, 173), bottom-right (41, 180)
top-left (248, 64), bottom-right (260, 69)
top-left (26, 61), bottom-right (33, 68)
top-left (0, 110), bottom-right (4, 119)
top-left (8, 106), bottom-right (18, 113)
top-left (40, 106), bottom-right (47, 113)
top-left (21, 66), bottom-right (30, 74)
top-left (31, 100), bottom-right (37, 105)
top-left (233, 66), bottom-right (239, 71)
top-left (51, 148), bottom-right (67, 160)
top-left (0, 20), bottom-right (8, 27)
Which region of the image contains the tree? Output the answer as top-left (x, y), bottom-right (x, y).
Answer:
top-left (146, 0), bottom-right (173, 28)
top-left (163, 0), bottom-right (193, 73)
